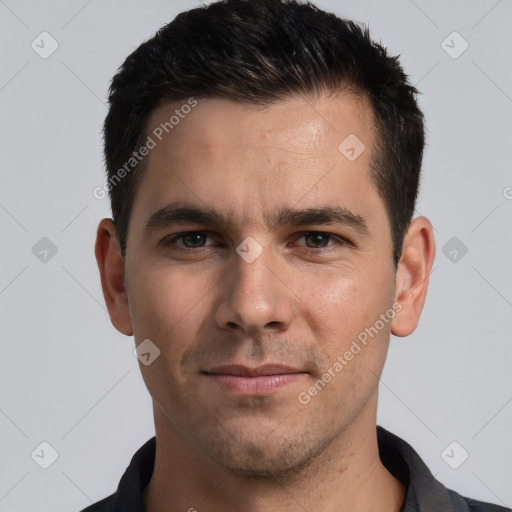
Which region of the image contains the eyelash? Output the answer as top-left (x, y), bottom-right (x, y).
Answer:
top-left (162, 231), bottom-right (348, 251)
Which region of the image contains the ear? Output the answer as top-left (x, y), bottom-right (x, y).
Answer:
top-left (95, 218), bottom-right (134, 336)
top-left (391, 217), bottom-right (436, 337)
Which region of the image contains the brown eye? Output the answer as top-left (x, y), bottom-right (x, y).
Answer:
top-left (180, 232), bottom-right (209, 248)
top-left (163, 231), bottom-right (214, 249)
top-left (303, 232), bottom-right (332, 248)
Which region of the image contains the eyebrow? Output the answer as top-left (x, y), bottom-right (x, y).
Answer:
top-left (145, 201), bottom-right (369, 236)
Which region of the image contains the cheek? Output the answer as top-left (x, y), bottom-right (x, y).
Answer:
top-left (295, 268), bottom-right (393, 418)
top-left (127, 264), bottom-right (210, 352)
top-left (295, 265), bottom-right (392, 347)
top-left (128, 267), bottom-right (210, 402)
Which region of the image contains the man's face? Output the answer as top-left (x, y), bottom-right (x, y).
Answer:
top-left (123, 94), bottom-right (398, 476)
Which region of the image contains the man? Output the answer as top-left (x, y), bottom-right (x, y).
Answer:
top-left (86, 0), bottom-right (508, 510)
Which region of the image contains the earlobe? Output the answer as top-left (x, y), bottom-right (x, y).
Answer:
top-left (95, 218), bottom-right (134, 336)
top-left (391, 217), bottom-right (436, 337)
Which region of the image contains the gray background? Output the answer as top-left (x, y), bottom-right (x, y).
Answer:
top-left (1, 0), bottom-right (511, 510)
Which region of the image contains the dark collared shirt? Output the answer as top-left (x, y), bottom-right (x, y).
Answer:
top-left (80, 426), bottom-right (509, 511)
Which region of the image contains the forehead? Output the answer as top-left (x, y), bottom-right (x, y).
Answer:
top-left (145, 93), bottom-right (374, 162)
top-left (132, 93), bottom-right (382, 231)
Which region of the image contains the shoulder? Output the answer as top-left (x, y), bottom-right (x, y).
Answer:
top-left (376, 426), bottom-right (509, 512)
top-left (447, 488), bottom-right (510, 512)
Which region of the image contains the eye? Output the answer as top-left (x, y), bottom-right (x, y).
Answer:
top-left (303, 233), bottom-right (331, 248)
top-left (164, 231), bottom-right (215, 249)
top-left (297, 231), bottom-right (343, 249)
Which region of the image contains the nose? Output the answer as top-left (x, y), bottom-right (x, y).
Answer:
top-left (213, 248), bottom-right (294, 336)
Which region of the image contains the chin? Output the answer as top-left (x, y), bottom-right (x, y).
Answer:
top-left (202, 427), bottom-right (331, 479)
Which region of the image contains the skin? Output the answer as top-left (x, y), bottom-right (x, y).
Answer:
top-left (96, 92), bottom-right (435, 512)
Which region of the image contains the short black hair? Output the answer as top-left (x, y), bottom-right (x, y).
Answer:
top-left (103, 0), bottom-right (424, 265)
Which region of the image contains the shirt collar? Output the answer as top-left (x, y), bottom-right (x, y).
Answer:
top-left (377, 426), bottom-right (456, 511)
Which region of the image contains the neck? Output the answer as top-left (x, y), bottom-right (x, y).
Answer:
top-left (143, 398), bottom-right (405, 512)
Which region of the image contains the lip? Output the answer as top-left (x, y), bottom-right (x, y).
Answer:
top-left (205, 364), bottom-right (303, 377)
top-left (203, 365), bottom-right (307, 395)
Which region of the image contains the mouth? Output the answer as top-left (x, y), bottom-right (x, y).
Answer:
top-left (202, 364), bottom-right (307, 395)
